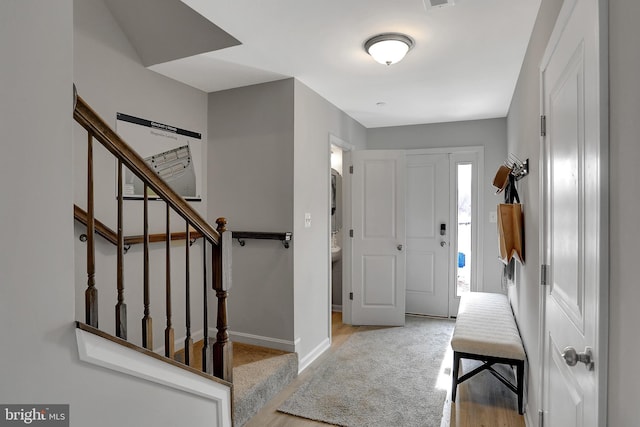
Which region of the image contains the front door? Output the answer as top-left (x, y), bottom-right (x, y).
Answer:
top-left (405, 153), bottom-right (450, 317)
top-left (540, 0), bottom-right (606, 425)
top-left (351, 150), bottom-right (406, 326)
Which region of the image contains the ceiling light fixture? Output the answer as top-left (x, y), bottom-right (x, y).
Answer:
top-left (364, 33), bottom-right (414, 66)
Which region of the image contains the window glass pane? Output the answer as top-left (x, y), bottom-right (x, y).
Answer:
top-left (457, 163), bottom-right (472, 295)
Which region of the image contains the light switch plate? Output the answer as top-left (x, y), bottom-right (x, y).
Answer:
top-left (489, 211), bottom-right (497, 223)
top-left (304, 213), bottom-right (312, 228)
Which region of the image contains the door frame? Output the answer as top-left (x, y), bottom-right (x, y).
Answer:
top-left (448, 149), bottom-right (483, 315)
top-left (328, 133), bottom-right (354, 332)
top-left (342, 146), bottom-right (483, 324)
top-left (537, 0), bottom-right (609, 423)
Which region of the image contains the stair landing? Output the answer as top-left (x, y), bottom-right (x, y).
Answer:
top-left (175, 341), bottom-right (298, 427)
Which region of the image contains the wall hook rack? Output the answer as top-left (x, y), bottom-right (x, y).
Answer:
top-left (505, 154), bottom-right (529, 181)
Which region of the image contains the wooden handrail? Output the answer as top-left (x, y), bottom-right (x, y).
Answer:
top-left (74, 204), bottom-right (118, 246)
top-left (74, 91), bottom-right (232, 383)
top-left (74, 204), bottom-right (202, 246)
top-left (73, 94), bottom-right (219, 246)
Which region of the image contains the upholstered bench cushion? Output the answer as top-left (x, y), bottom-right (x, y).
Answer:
top-left (451, 292), bottom-right (525, 361)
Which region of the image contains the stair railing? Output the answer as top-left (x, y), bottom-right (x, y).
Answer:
top-left (73, 88), bottom-right (232, 382)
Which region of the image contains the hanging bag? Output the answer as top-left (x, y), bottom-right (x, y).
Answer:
top-left (497, 203), bottom-right (524, 264)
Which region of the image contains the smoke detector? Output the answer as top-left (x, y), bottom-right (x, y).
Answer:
top-left (423, 0), bottom-right (455, 10)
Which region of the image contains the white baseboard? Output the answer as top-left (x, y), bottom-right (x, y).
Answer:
top-left (76, 328), bottom-right (232, 427)
top-left (297, 337), bottom-right (330, 374)
top-left (332, 305), bottom-right (343, 312)
top-left (229, 330), bottom-right (297, 353)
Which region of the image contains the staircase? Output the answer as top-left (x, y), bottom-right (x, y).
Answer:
top-left (73, 88), bottom-right (296, 426)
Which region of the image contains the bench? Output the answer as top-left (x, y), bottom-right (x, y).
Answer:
top-left (450, 292), bottom-right (526, 414)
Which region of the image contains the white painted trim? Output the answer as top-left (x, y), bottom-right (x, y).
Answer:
top-left (329, 133), bottom-right (355, 152)
top-left (332, 304), bottom-right (343, 312)
top-left (338, 149), bottom-right (354, 326)
top-left (76, 328), bottom-right (232, 427)
top-left (229, 330), bottom-right (298, 352)
top-left (297, 337), bottom-right (331, 373)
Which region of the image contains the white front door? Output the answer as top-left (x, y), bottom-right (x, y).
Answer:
top-left (405, 153), bottom-right (450, 317)
top-left (540, 0), bottom-right (606, 425)
top-left (351, 150), bottom-right (406, 326)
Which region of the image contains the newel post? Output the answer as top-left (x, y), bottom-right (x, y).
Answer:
top-left (212, 217), bottom-right (233, 382)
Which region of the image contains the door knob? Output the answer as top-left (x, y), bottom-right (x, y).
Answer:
top-left (397, 244), bottom-right (403, 251)
top-left (562, 346), bottom-right (594, 371)
top-left (440, 241), bottom-right (447, 247)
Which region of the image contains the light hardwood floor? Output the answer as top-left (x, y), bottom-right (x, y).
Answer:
top-left (243, 312), bottom-right (525, 427)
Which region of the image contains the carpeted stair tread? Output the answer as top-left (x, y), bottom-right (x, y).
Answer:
top-left (233, 345), bottom-right (298, 427)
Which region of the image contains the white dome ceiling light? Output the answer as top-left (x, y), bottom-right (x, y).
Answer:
top-left (364, 33), bottom-right (414, 66)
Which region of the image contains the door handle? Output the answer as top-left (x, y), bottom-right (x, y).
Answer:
top-left (440, 241), bottom-right (447, 247)
top-left (397, 244), bottom-right (403, 251)
top-left (562, 346), bottom-right (594, 371)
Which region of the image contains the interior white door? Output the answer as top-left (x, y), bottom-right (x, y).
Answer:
top-left (351, 150), bottom-right (406, 326)
top-left (540, 0), bottom-right (604, 425)
top-left (405, 153), bottom-right (450, 316)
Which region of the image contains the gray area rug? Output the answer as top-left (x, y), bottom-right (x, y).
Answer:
top-left (278, 316), bottom-right (454, 427)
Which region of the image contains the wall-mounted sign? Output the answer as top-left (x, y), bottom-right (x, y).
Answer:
top-left (116, 113), bottom-right (202, 201)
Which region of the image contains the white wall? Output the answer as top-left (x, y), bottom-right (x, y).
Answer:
top-left (608, 0), bottom-right (640, 424)
top-left (0, 2), bottom-right (221, 425)
top-left (367, 118), bottom-right (508, 293)
top-left (207, 79), bottom-right (296, 346)
top-left (73, 0), bottom-right (210, 349)
top-left (293, 80), bottom-right (367, 364)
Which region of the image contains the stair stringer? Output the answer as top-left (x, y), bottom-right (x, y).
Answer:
top-left (76, 327), bottom-right (232, 427)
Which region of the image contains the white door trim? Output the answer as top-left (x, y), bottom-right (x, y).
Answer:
top-left (328, 134), bottom-right (354, 331)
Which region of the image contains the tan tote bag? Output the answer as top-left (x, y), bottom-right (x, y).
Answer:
top-left (497, 203), bottom-right (524, 264)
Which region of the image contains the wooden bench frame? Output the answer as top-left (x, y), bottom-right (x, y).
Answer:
top-left (451, 350), bottom-right (525, 414)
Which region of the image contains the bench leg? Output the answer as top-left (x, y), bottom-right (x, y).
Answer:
top-left (451, 351), bottom-right (461, 402)
top-left (516, 360), bottom-right (524, 415)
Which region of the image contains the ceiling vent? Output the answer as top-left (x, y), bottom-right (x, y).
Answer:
top-left (423, 0), bottom-right (455, 10)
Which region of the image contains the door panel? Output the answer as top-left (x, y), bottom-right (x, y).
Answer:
top-left (547, 336), bottom-right (584, 427)
top-left (351, 150), bottom-right (406, 326)
top-left (541, 0), bottom-right (603, 425)
top-left (406, 153), bottom-right (450, 316)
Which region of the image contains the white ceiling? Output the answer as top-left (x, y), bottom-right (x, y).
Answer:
top-left (148, 0), bottom-right (541, 128)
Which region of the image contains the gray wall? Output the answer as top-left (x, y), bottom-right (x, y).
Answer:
top-left (608, 0), bottom-right (640, 424)
top-left (367, 118), bottom-right (508, 293)
top-left (505, 0), bottom-right (563, 421)
top-left (293, 80), bottom-right (367, 361)
top-left (0, 2), bottom-right (221, 426)
top-left (207, 80), bottom-right (296, 345)
top-left (73, 0), bottom-right (210, 349)
top-left (206, 78), bottom-right (367, 364)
